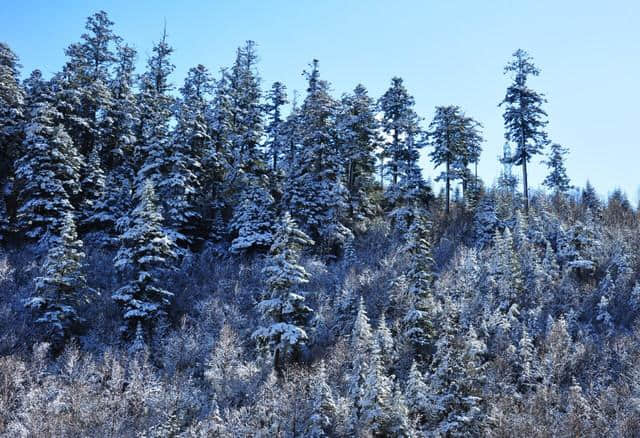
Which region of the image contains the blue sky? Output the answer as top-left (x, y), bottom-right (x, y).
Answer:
top-left (3, 0), bottom-right (639, 203)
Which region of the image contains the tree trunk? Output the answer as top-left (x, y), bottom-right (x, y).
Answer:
top-left (522, 158), bottom-right (529, 214)
top-left (445, 160), bottom-right (450, 215)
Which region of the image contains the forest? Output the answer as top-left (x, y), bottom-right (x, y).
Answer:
top-left (2, 10), bottom-right (640, 437)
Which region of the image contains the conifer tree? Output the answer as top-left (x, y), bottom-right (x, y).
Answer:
top-left (497, 142), bottom-right (518, 194)
top-left (305, 361), bottom-right (336, 438)
top-left (15, 76), bottom-right (82, 241)
top-left (405, 361), bottom-right (430, 427)
top-left (135, 28), bottom-right (174, 192)
top-left (0, 43), bottom-right (25, 237)
top-left (162, 65), bottom-right (213, 247)
top-left (264, 81), bottom-right (288, 172)
top-left (113, 179), bottom-right (176, 337)
top-left (24, 213), bottom-right (87, 344)
top-left (581, 181), bottom-right (601, 212)
top-left (285, 60), bottom-right (350, 247)
top-left (336, 84), bottom-right (382, 228)
top-left (378, 77), bottom-right (421, 189)
top-left (543, 142), bottom-right (572, 196)
top-left (347, 297), bottom-right (375, 423)
top-left (403, 213), bottom-right (436, 361)
top-left (252, 212), bottom-right (315, 372)
top-left (500, 49), bottom-right (549, 213)
top-left (78, 146), bottom-right (107, 232)
top-left (229, 179), bottom-right (277, 254)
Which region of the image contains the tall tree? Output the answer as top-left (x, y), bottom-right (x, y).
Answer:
top-left (336, 84), bottom-right (382, 228)
top-left (264, 81), bottom-right (288, 172)
top-left (284, 60), bottom-right (350, 247)
top-left (162, 64), bottom-right (213, 247)
top-left (252, 212), bottom-right (315, 373)
top-left (378, 77), bottom-right (421, 187)
top-left (113, 179), bottom-right (176, 338)
top-left (0, 43), bottom-right (25, 239)
top-left (135, 27), bottom-right (175, 192)
top-left (500, 49), bottom-right (548, 213)
top-left (15, 73), bottom-right (82, 241)
top-left (542, 142), bottom-right (572, 196)
top-left (24, 213), bottom-right (87, 345)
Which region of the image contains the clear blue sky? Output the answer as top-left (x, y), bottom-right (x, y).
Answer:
top-left (3, 0), bottom-right (639, 203)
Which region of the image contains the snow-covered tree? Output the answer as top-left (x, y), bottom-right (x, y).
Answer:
top-left (24, 213), bottom-right (87, 345)
top-left (113, 179), bottom-right (176, 338)
top-left (78, 146), bottom-right (106, 232)
top-left (543, 142), bottom-right (572, 196)
top-left (284, 60), bottom-right (350, 247)
top-left (252, 212), bottom-right (315, 372)
top-left (264, 81), bottom-right (288, 172)
top-left (0, 43), bottom-right (25, 238)
top-left (500, 49), bottom-right (549, 213)
top-left (135, 28), bottom-right (175, 192)
top-left (305, 361), bottom-right (336, 437)
top-left (161, 65), bottom-right (213, 247)
top-left (15, 78), bottom-right (82, 241)
top-left (336, 84), bottom-right (381, 228)
top-left (378, 77), bottom-right (421, 189)
top-left (402, 213), bottom-right (436, 362)
top-left (229, 179), bottom-right (277, 254)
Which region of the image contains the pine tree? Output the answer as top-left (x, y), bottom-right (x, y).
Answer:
top-left (581, 181), bottom-right (601, 212)
top-left (24, 213), bottom-right (87, 344)
top-left (405, 361), bottom-right (430, 426)
top-left (498, 142), bottom-right (518, 194)
top-left (347, 297), bottom-right (375, 424)
top-left (15, 77), bottom-right (82, 241)
top-left (78, 146), bottom-right (107, 232)
top-left (252, 212), bottom-right (315, 372)
top-left (542, 142), bottom-right (572, 197)
top-left (113, 179), bottom-right (176, 336)
top-left (285, 60), bottom-right (350, 247)
top-left (360, 344), bottom-right (395, 436)
top-left (500, 49), bottom-right (549, 213)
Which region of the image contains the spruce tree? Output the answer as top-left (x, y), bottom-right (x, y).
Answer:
top-left (252, 212), bottom-right (315, 372)
top-left (500, 49), bottom-right (549, 213)
top-left (113, 179), bottom-right (176, 337)
top-left (24, 213), bottom-right (87, 344)
top-left (543, 142), bottom-right (572, 196)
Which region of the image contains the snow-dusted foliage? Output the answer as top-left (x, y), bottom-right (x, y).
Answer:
top-left (113, 179), bottom-right (176, 337)
top-left (253, 212), bottom-right (315, 370)
top-left (15, 81), bottom-right (82, 241)
top-left (24, 213), bottom-right (87, 344)
top-left (4, 12), bottom-right (640, 437)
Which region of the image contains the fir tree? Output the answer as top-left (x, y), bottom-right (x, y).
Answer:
top-left (264, 81), bottom-right (288, 172)
top-left (78, 146), bottom-right (107, 232)
top-left (581, 181), bottom-right (601, 212)
top-left (336, 84), bottom-right (382, 228)
top-left (229, 179), bottom-right (277, 254)
top-left (500, 49), bottom-right (549, 213)
top-left (135, 27), bottom-right (174, 192)
top-left (402, 213), bottom-right (436, 362)
top-left (543, 142), bottom-right (572, 196)
top-left (285, 60), bottom-right (350, 247)
top-left (305, 361), bottom-right (336, 438)
top-left (113, 179), bottom-right (176, 337)
top-left (378, 77), bottom-right (421, 189)
top-left (24, 213), bottom-right (87, 344)
top-left (252, 212), bottom-right (315, 372)
top-left (0, 43), bottom-right (25, 238)
top-left (15, 80), bottom-right (82, 241)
